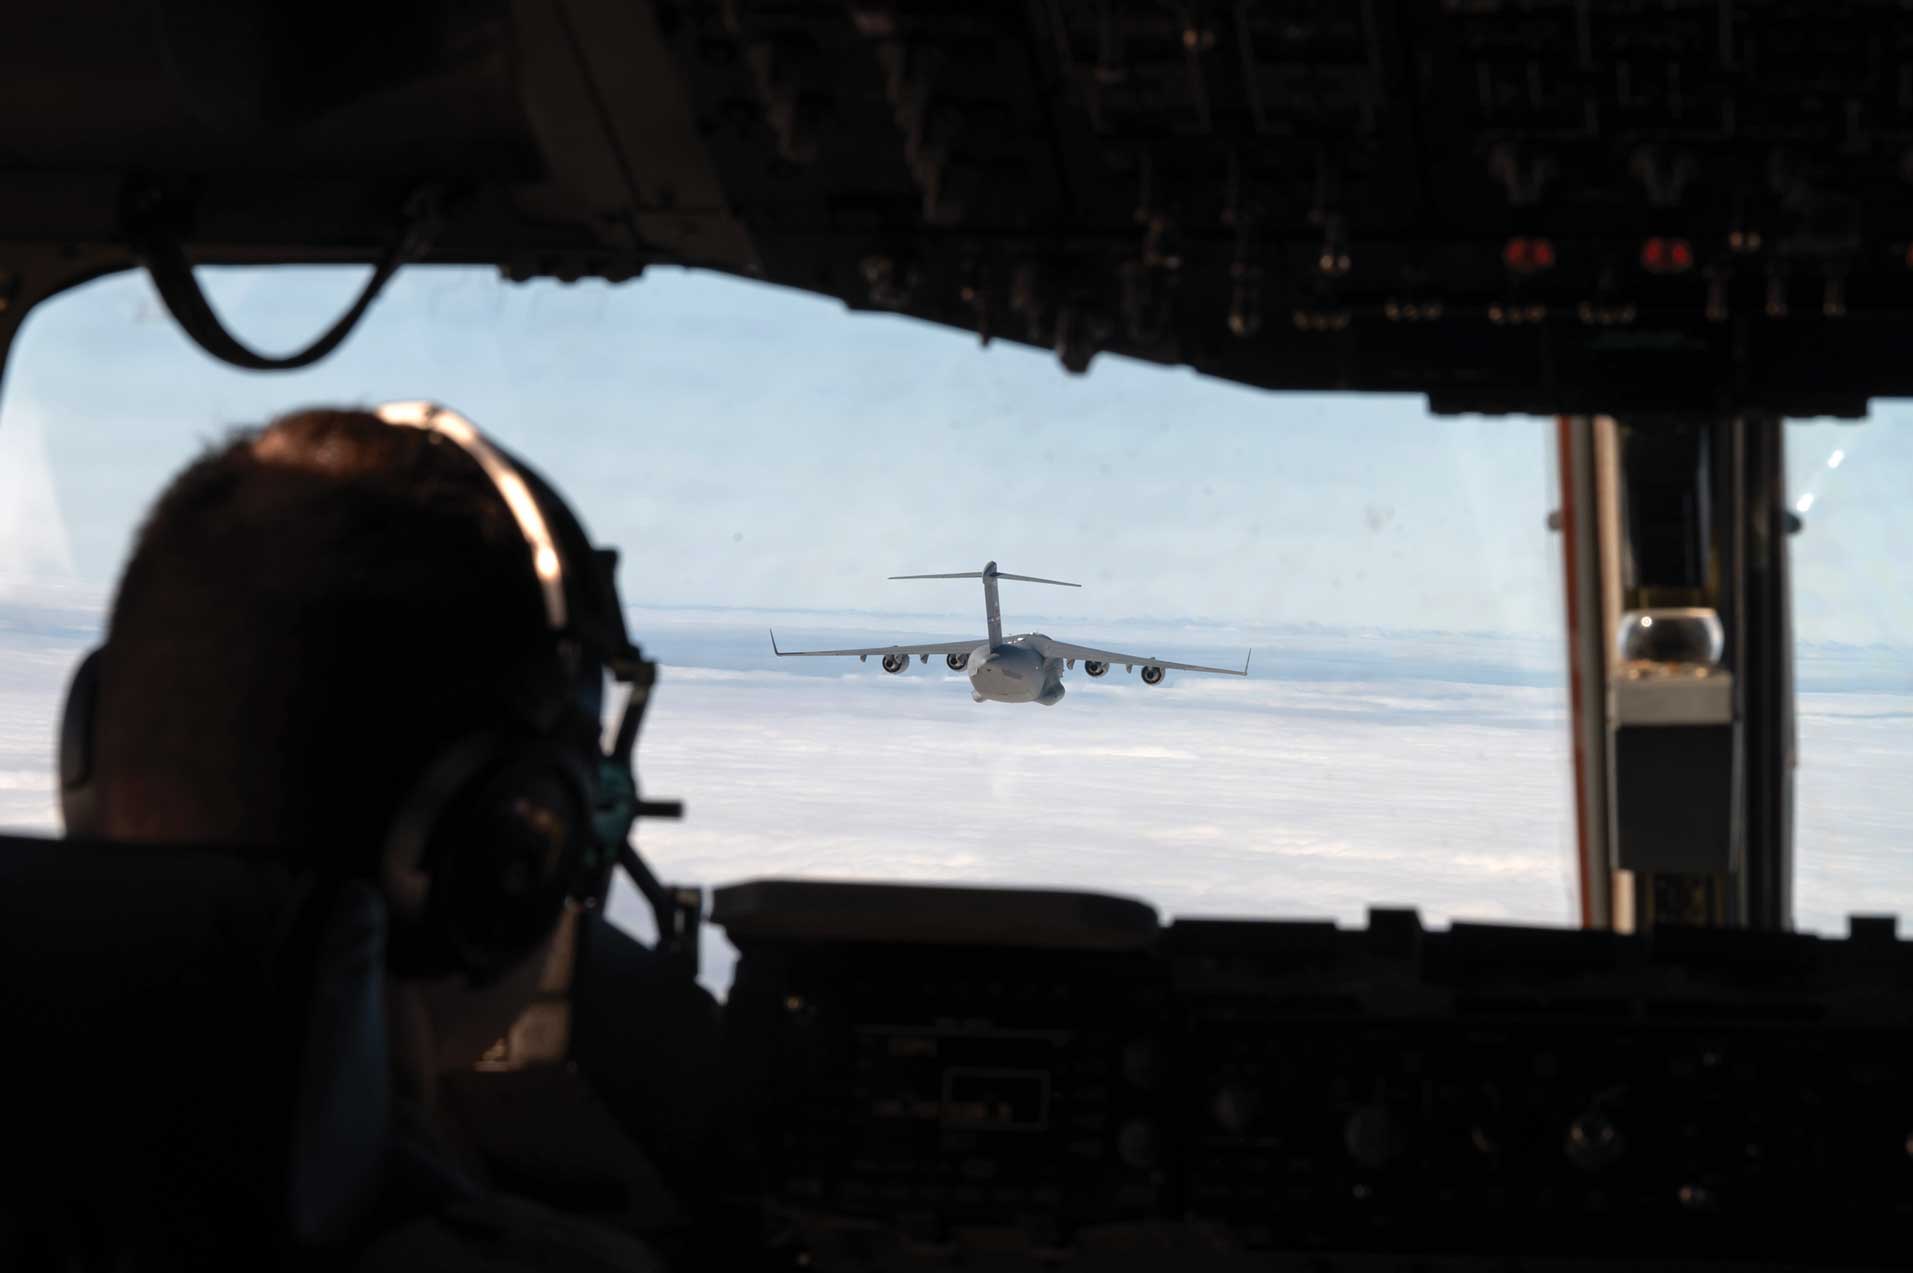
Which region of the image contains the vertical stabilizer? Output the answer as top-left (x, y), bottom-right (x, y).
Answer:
top-left (982, 561), bottom-right (1002, 645)
top-left (887, 563), bottom-right (1079, 648)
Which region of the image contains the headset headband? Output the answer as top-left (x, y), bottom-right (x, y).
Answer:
top-left (373, 400), bottom-right (568, 632)
top-left (369, 399), bottom-right (683, 911)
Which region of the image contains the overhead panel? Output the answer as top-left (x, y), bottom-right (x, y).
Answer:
top-left (4, 2), bottom-right (1913, 413)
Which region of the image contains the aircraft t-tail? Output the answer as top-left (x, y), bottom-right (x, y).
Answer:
top-left (769, 562), bottom-right (1251, 705)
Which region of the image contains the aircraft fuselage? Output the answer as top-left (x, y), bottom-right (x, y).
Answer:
top-left (967, 635), bottom-right (1066, 705)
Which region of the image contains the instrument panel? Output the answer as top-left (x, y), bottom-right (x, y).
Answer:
top-left (717, 881), bottom-right (1912, 1269)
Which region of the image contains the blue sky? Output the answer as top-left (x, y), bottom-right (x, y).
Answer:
top-left (2, 265), bottom-right (1567, 637)
top-left (5, 265), bottom-right (1906, 650)
top-left (1, 264), bottom-right (1910, 978)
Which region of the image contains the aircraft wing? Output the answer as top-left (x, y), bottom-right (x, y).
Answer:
top-left (1032, 636), bottom-right (1252, 677)
top-left (769, 630), bottom-right (981, 658)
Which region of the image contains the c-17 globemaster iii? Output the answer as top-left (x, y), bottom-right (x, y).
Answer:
top-left (769, 561), bottom-right (1251, 706)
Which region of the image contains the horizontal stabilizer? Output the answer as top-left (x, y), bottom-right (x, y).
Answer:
top-left (890, 569), bottom-right (1081, 587)
top-left (994, 572), bottom-right (1081, 588)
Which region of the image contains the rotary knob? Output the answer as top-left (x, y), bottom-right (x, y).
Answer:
top-left (1565, 1110), bottom-right (1624, 1172)
top-left (1118, 1118), bottom-right (1157, 1170)
top-left (1121, 1039), bottom-right (1159, 1090)
top-left (1467, 1085), bottom-right (1507, 1156)
top-left (1344, 1104), bottom-right (1402, 1169)
top-left (1213, 1084), bottom-right (1260, 1134)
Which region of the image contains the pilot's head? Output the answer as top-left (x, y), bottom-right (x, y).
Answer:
top-left (82, 406), bottom-right (612, 1097)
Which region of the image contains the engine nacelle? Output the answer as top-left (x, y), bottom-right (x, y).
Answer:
top-left (946, 652), bottom-right (969, 671)
top-left (881, 652), bottom-right (909, 674)
top-left (1140, 664), bottom-right (1165, 685)
top-left (1083, 660), bottom-right (1108, 677)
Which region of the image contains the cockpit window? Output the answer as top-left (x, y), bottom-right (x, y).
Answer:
top-left (1786, 418), bottom-right (1913, 934)
top-left (1, 266), bottom-right (1580, 986)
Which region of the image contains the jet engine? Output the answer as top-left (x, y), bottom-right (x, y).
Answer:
top-left (1140, 665), bottom-right (1165, 685)
top-left (881, 653), bottom-right (909, 674)
top-left (946, 652), bottom-right (969, 671)
top-left (1083, 660), bottom-right (1108, 677)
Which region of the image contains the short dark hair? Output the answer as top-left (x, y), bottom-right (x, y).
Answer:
top-left (96, 407), bottom-right (555, 872)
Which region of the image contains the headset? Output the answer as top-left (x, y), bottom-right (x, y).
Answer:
top-left (58, 401), bottom-right (677, 985)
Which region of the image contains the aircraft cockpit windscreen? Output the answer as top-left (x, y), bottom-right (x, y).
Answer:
top-left (1786, 418), bottom-right (1913, 930)
top-left (0, 267), bottom-right (1905, 989)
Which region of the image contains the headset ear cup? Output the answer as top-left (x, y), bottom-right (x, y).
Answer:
top-left (383, 734), bottom-right (592, 984)
top-left (59, 648), bottom-right (105, 838)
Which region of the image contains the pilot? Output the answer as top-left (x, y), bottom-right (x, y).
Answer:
top-left (67, 405), bottom-right (669, 1269)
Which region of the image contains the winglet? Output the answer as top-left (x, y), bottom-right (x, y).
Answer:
top-left (1243, 649), bottom-right (1253, 676)
top-left (769, 628), bottom-right (782, 656)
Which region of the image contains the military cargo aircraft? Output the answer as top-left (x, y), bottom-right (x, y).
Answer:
top-left (769, 561), bottom-right (1250, 704)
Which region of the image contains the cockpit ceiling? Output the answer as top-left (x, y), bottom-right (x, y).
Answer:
top-left (2, 1), bottom-right (1909, 415)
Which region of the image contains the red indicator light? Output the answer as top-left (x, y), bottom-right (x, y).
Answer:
top-left (1503, 237), bottom-right (1555, 274)
top-left (1642, 237), bottom-right (1694, 274)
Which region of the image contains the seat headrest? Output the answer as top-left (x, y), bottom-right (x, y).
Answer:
top-left (0, 833), bottom-right (394, 1260)
top-left (286, 878), bottom-right (392, 1246)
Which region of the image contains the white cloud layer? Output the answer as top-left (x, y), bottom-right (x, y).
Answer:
top-left (628, 662), bottom-right (1577, 919)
